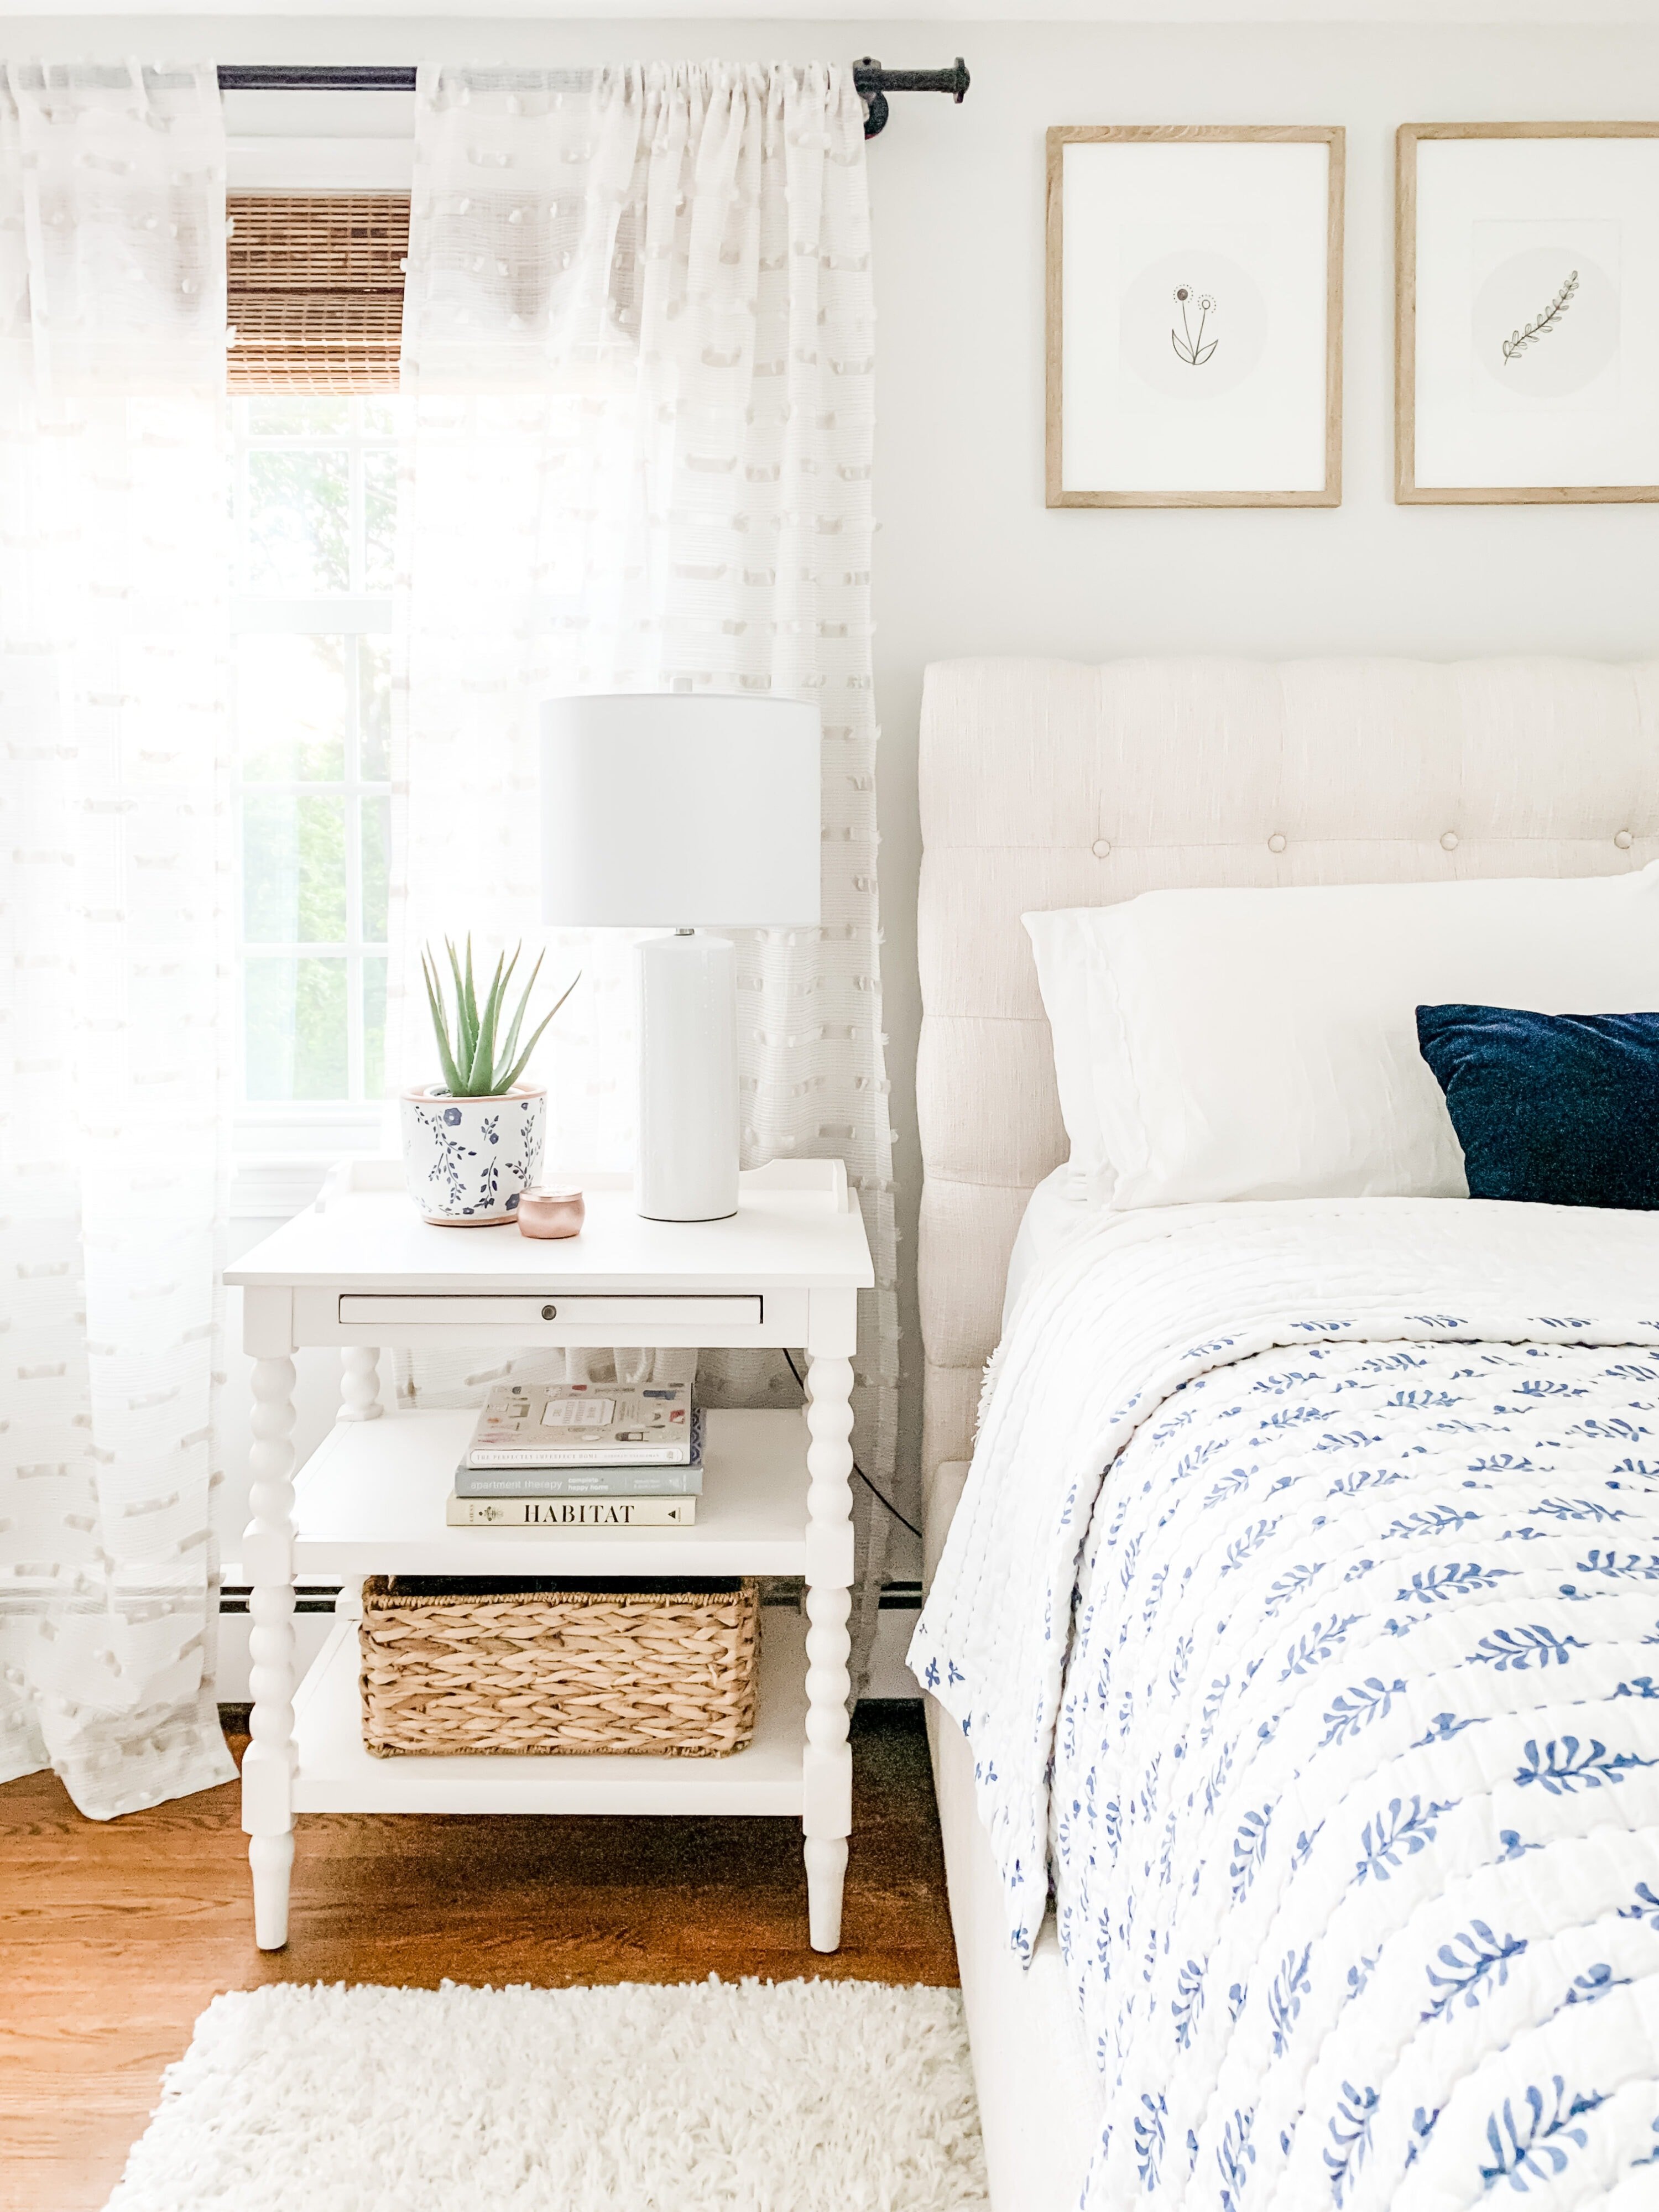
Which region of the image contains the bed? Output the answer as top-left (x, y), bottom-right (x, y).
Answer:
top-left (911, 657), bottom-right (1659, 2211)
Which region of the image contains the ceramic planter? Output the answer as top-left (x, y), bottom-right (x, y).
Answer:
top-left (400, 1083), bottom-right (546, 1226)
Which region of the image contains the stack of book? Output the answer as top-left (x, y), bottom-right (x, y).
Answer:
top-left (446, 1381), bottom-right (701, 1528)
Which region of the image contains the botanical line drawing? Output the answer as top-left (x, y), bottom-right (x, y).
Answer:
top-left (1503, 270), bottom-right (1579, 363)
top-left (1171, 285), bottom-right (1218, 367)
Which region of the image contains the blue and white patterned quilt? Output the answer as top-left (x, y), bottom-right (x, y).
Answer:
top-left (911, 1199), bottom-right (1659, 2210)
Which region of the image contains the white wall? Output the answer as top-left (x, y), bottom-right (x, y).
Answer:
top-left (25, 13), bottom-right (1659, 1542)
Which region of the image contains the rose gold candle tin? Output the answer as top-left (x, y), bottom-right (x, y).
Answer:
top-left (517, 1186), bottom-right (585, 1239)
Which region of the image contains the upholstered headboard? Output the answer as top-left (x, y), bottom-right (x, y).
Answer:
top-left (915, 656), bottom-right (1659, 1496)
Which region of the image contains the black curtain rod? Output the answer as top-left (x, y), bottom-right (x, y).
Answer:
top-left (215, 59), bottom-right (969, 139)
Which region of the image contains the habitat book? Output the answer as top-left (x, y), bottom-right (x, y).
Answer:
top-left (455, 1422), bottom-right (703, 1499)
top-left (466, 1381), bottom-right (695, 1469)
top-left (446, 1495), bottom-right (696, 1528)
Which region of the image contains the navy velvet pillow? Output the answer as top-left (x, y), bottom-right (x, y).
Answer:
top-left (1416, 1004), bottom-right (1659, 1210)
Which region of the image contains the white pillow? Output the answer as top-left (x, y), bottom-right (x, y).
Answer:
top-left (1022, 909), bottom-right (1116, 1203)
top-left (1040, 863), bottom-right (1659, 1211)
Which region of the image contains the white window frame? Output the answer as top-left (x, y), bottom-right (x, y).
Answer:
top-left (230, 412), bottom-right (399, 1211)
top-left (224, 116), bottom-right (413, 1215)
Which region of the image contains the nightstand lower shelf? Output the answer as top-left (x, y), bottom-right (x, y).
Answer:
top-left (291, 1606), bottom-right (808, 1817)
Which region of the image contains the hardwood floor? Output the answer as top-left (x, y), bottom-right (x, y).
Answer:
top-left (0, 1704), bottom-right (956, 2212)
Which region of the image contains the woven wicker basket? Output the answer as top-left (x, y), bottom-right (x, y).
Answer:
top-left (358, 1575), bottom-right (760, 1759)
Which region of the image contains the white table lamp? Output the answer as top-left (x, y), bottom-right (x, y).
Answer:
top-left (540, 693), bottom-right (822, 1222)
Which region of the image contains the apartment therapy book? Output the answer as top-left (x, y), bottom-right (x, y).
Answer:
top-left (466, 1383), bottom-right (695, 1468)
top-left (453, 1444), bottom-right (702, 1499)
top-left (455, 1413), bottom-right (704, 1497)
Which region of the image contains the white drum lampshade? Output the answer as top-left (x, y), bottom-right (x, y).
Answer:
top-left (541, 693), bottom-right (822, 1221)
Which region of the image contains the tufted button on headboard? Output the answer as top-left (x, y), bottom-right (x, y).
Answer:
top-left (915, 655), bottom-right (1659, 1494)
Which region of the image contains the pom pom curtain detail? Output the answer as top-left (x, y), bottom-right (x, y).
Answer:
top-left (0, 62), bottom-right (235, 1816)
top-left (390, 64), bottom-right (901, 1668)
top-left (0, 59), bottom-right (902, 1797)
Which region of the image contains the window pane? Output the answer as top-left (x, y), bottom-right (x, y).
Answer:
top-left (358, 634), bottom-right (391, 779)
top-left (359, 398), bottom-right (399, 439)
top-left (363, 956), bottom-right (387, 1100)
top-left (361, 794), bottom-right (389, 943)
top-left (363, 450), bottom-right (397, 592)
top-left (245, 957), bottom-right (348, 1100)
top-left (247, 448), bottom-right (350, 593)
top-left (237, 634), bottom-right (347, 781)
top-left (243, 794), bottom-right (348, 943)
top-left (247, 396), bottom-right (350, 437)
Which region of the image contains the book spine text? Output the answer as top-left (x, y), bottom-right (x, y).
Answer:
top-left (445, 1496), bottom-right (697, 1528)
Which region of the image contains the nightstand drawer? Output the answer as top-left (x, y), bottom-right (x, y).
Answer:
top-left (336, 1293), bottom-right (764, 1327)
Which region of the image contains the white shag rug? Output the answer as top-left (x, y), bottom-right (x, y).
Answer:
top-left (105, 1977), bottom-right (989, 2211)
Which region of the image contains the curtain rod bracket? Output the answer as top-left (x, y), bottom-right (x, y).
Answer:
top-left (852, 58), bottom-right (969, 140)
top-left (213, 60), bottom-right (973, 140)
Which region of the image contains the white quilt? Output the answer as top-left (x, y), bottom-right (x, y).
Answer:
top-left (910, 1199), bottom-right (1659, 2209)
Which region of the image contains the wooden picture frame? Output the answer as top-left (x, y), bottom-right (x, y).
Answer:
top-left (1396, 122), bottom-right (1659, 504)
top-left (1045, 124), bottom-right (1345, 509)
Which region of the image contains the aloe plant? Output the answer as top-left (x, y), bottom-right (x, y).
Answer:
top-left (420, 938), bottom-right (578, 1098)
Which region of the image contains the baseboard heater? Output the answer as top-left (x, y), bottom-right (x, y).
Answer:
top-left (218, 1583), bottom-right (341, 1615)
top-left (216, 1580), bottom-right (921, 1615)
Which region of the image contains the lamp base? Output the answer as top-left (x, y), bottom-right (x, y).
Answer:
top-left (635, 930), bottom-right (739, 1222)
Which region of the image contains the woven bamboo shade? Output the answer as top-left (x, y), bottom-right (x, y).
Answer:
top-left (227, 194), bottom-right (409, 391)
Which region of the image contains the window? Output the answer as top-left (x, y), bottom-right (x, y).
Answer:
top-left (227, 195), bottom-right (408, 1168)
top-left (233, 393), bottom-right (399, 1108)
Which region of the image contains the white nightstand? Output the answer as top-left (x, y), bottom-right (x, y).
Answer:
top-left (223, 1156), bottom-right (874, 1955)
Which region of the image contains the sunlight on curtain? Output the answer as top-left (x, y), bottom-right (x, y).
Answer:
top-left (0, 62), bottom-right (235, 1814)
top-left (393, 63), bottom-right (900, 1665)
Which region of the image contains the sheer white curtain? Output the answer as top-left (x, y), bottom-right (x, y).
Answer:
top-left (0, 62), bottom-right (234, 1814)
top-left (393, 62), bottom-right (900, 1650)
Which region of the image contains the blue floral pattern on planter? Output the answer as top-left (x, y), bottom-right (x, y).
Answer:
top-left (400, 1084), bottom-right (545, 1223)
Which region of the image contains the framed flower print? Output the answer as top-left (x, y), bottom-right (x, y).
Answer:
top-left (1396, 122), bottom-right (1659, 504)
top-left (1045, 124), bottom-right (1345, 508)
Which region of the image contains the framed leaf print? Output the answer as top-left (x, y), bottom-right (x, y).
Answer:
top-left (1396, 123), bottom-right (1659, 504)
top-left (1045, 124), bottom-right (1345, 508)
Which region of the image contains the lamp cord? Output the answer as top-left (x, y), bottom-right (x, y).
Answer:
top-left (780, 1346), bottom-right (922, 1541)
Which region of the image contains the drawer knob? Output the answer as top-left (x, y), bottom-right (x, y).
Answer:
top-left (541, 1302), bottom-right (557, 1319)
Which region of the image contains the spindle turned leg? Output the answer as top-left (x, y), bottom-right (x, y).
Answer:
top-left (802, 1345), bottom-right (855, 1952)
top-left (337, 1343), bottom-right (383, 1421)
top-left (243, 1353), bottom-right (298, 1949)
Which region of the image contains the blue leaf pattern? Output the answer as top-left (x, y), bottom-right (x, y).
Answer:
top-left (1355, 1795), bottom-right (1458, 1884)
top-left (1319, 1676), bottom-right (1407, 1747)
top-left (1479, 2077), bottom-right (1606, 2191)
top-left (1217, 2107), bottom-right (1256, 2212)
top-left (1467, 1624), bottom-right (1587, 1671)
top-left (1514, 1735), bottom-right (1657, 1794)
top-left (1562, 1961), bottom-right (1624, 2006)
top-left (1267, 1944), bottom-right (1312, 2057)
top-left (1395, 1561), bottom-right (1516, 1603)
top-left (1420, 1921), bottom-right (1527, 2023)
top-left (1134, 2091), bottom-right (1166, 2190)
top-left (1171, 1957), bottom-right (1205, 2051)
top-left (1323, 2081), bottom-right (1379, 2206)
